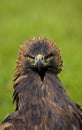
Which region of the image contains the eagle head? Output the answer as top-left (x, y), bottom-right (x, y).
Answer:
top-left (15, 37), bottom-right (63, 79)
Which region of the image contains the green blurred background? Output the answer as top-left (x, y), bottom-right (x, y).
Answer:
top-left (0, 0), bottom-right (82, 123)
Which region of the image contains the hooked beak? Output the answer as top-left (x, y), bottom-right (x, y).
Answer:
top-left (35, 54), bottom-right (44, 71)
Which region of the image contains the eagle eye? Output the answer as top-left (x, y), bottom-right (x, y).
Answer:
top-left (45, 53), bottom-right (54, 60)
top-left (25, 54), bottom-right (34, 58)
top-left (25, 54), bottom-right (35, 61)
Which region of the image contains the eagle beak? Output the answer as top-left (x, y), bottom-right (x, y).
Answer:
top-left (35, 54), bottom-right (44, 71)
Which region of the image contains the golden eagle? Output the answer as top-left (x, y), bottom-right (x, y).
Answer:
top-left (0, 37), bottom-right (82, 130)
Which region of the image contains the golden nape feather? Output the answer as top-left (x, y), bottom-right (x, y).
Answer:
top-left (0, 37), bottom-right (82, 130)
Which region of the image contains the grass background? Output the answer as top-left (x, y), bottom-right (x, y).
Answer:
top-left (0, 0), bottom-right (82, 123)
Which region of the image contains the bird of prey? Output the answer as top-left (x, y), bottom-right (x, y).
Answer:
top-left (0, 37), bottom-right (82, 130)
